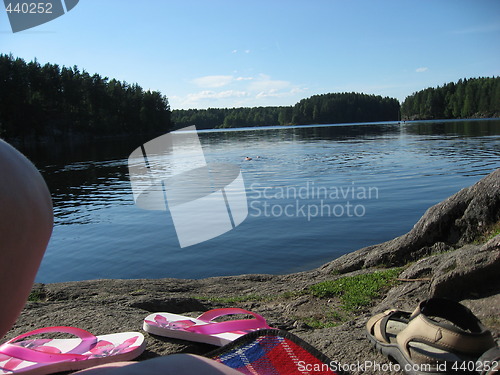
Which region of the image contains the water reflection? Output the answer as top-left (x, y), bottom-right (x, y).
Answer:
top-left (201, 122), bottom-right (402, 146)
top-left (403, 119), bottom-right (500, 137)
top-left (35, 120), bottom-right (500, 226)
top-left (37, 121), bottom-right (500, 225)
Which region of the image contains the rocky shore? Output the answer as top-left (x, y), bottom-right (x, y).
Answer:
top-left (6, 169), bottom-right (500, 374)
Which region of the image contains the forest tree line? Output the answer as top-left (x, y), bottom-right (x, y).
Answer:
top-left (1, 54), bottom-right (498, 145)
top-left (401, 77), bottom-right (500, 120)
top-left (0, 54), bottom-right (172, 144)
top-left (172, 92), bottom-right (401, 129)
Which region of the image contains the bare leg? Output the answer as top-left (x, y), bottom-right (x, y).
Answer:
top-left (0, 139), bottom-right (53, 338)
top-left (73, 355), bottom-right (242, 375)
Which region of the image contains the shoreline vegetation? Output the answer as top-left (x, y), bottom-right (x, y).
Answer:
top-left (0, 54), bottom-right (499, 147)
top-left (173, 76), bottom-right (500, 130)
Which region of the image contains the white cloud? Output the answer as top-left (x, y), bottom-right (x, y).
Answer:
top-left (192, 75), bottom-right (235, 88)
top-left (291, 87), bottom-right (307, 94)
top-left (173, 73), bottom-right (307, 109)
top-left (255, 87), bottom-right (307, 99)
top-left (235, 76), bottom-right (253, 82)
top-left (256, 89), bottom-right (280, 99)
top-left (178, 90), bottom-right (249, 107)
top-left (230, 49), bottom-right (250, 54)
top-left (249, 74), bottom-right (291, 93)
top-left (416, 67), bottom-right (428, 73)
top-left (192, 75), bottom-right (254, 88)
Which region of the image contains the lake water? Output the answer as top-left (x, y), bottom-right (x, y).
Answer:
top-left (28, 119), bottom-right (500, 283)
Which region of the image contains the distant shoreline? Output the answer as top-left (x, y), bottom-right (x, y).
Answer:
top-left (170, 117), bottom-right (500, 135)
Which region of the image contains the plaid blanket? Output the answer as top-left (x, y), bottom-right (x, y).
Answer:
top-left (207, 329), bottom-right (345, 375)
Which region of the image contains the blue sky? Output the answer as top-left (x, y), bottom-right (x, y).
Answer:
top-left (1, 0), bottom-right (499, 109)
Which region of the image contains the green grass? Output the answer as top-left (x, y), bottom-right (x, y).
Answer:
top-left (474, 221), bottom-right (500, 244)
top-left (302, 317), bottom-right (341, 329)
top-left (297, 308), bottom-right (348, 329)
top-left (279, 290), bottom-right (307, 299)
top-left (28, 289), bottom-right (46, 302)
top-left (191, 269), bottom-right (402, 328)
top-left (309, 268), bottom-right (402, 312)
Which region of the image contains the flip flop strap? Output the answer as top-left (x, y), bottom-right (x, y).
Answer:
top-left (0, 326), bottom-right (97, 363)
top-left (190, 308), bottom-right (270, 335)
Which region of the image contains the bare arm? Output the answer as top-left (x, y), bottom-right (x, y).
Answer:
top-left (0, 139), bottom-right (53, 338)
top-left (73, 355), bottom-right (242, 375)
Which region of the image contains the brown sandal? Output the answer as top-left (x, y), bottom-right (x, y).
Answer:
top-left (366, 298), bottom-right (496, 375)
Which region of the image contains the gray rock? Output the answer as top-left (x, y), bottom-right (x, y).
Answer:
top-left (321, 169), bottom-right (500, 273)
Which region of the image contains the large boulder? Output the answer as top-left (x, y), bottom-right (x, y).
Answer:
top-left (322, 169), bottom-right (500, 273)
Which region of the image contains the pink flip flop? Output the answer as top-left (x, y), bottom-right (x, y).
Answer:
top-left (143, 308), bottom-right (272, 346)
top-left (0, 326), bottom-right (145, 375)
